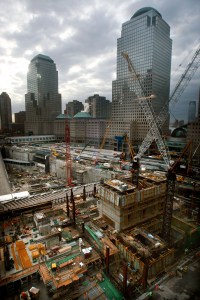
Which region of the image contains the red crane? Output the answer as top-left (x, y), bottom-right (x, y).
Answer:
top-left (65, 110), bottom-right (72, 186)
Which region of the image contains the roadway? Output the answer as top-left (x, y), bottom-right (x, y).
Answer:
top-left (0, 152), bottom-right (11, 196)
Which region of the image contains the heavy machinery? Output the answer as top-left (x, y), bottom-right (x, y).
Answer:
top-left (122, 45), bottom-right (200, 243)
top-left (122, 52), bottom-right (171, 167)
top-left (122, 133), bottom-right (139, 186)
top-left (137, 45), bottom-right (200, 159)
top-left (94, 120), bottom-right (112, 165)
top-left (162, 140), bottom-right (193, 243)
top-left (75, 140), bottom-right (92, 161)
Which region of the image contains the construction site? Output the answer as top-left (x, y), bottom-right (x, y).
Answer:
top-left (0, 45), bottom-right (200, 300)
top-left (0, 138), bottom-right (200, 300)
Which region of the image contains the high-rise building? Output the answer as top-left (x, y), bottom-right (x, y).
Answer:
top-left (65, 100), bottom-right (84, 117)
top-left (85, 94), bottom-right (111, 119)
top-left (187, 89), bottom-right (200, 163)
top-left (0, 92), bottom-right (12, 133)
top-left (111, 7), bottom-right (172, 147)
top-left (13, 111), bottom-right (26, 134)
top-left (25, 54), bottom-right (61, 135)
top-left (188, 101), bottom-right (196, 123)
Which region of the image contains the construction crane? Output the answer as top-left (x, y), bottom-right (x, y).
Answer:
top-left (122, 47), bottom-right (200, 243)
top-left (162, 141), bottom-right (192, 243)
top-left (75, 140), bottom-right (92, 161)
top-left (122, 133), bottom-right (140, 186)
top-left (65, 110), bottom-right (72, 186)
top-left (122, 52), bottom-right (171, 167)
top-left (94, 120), bottom-right (112, 165)
top-left (137, 45), bottom-right (200, 159)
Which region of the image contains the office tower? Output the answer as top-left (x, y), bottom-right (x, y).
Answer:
top-left (14, 111), bottom-right (26, 134)
top-left (187, 89), bottom-right (200, 163)
top-left (25, 54), bottom-right (61, 135)
top-left (111, 7), bottom-right (172, 145)
top-left (85, 94), bottom-right (112, 119)
top-left (188, 101), bottom-right (196, 123)
top-left (65, 100), bottom-right (84, 117)
top-left (0, 92), bottom-right (12, 133)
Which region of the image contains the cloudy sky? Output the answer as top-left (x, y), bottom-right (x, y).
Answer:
top-left (0, 0), bottom-right (199, 122)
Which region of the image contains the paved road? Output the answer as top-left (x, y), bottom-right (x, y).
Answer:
top-left (0, 152), bottom-right (11, 196)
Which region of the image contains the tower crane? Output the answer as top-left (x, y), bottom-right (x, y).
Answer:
top-left (137, 45), bottom-right (200, 159)
top-left (122, 46), bottom-right (200, 243)
top-left (122, 52), bottom-right (171, 167)
top-left (94, 120), bottom-right (112, 165)
top-left (65, 110), bottom-right (72, 186)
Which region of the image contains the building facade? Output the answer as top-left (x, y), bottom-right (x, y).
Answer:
top-left (111, 7), bottom-right (172, 147)
top-left (13, 111), bottom-right (26, 134)
top-left (65, 100), bottom-right (84, 117)
top-left (188, 101), bottom-right (196, 123)
top-left (0, 92), bottom-right (12, 133)
top-left (187, 90), bottom-right (200, 163)
top-left (70, 111), bottom-right (108, 148)
top-left (25, 54), bottom-right (61, 135)
top-left (85, 94), bottom-right (112, 119)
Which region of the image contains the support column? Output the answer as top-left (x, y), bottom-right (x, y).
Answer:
top-left (71, 192), bottom-right (76, 226)
top-left (93, 184), bottom-right (97, 197)
top-left (83, 186), bottom-right (86, 201)
top-left (123, 264), bottom-right (128, 294)
top-left (106, 246), bottom-right (110, 274)
top-left (82, 222), bottom-right (85, 233)
top-left (66, 194), bottom-right (69, 217)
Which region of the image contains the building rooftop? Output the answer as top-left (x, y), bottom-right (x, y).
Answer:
top-left (31, 54), bottom-right (54, 63)
top-left (73, 111), bottom-right (92, 119)
top-left (131, 7), bottom-right (162, 19)
top-left (56, 114), bottom-right (71, 119)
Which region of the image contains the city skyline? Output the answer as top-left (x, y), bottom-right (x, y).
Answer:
top-left (0, 0), bottom-right (199, 122)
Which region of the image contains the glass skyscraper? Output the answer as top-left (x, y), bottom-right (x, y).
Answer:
top-left (111, 7), bottom-right (172, 146)
top-left (25, 54), bottom-right (61, 135)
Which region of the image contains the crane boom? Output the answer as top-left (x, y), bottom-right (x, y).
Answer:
top-left (95, 120), bottom-right (112, 164)
top-left (122, 52), bottom-right (170, 166)
top-left (137, 45), bottom-right (200, 159)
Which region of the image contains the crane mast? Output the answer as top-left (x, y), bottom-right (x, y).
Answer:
top-left (137, 45), bottom-right (200, 159)
top-left (65, 111), bottom-right (72, 186)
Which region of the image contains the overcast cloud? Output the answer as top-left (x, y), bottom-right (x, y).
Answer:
top-left (0, 0), bottom-right (199, 122)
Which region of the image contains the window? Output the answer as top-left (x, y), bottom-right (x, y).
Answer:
top-left (152, 16), bottom-right (157, 26)
top-left (147, 16), bottom-right (151, 27)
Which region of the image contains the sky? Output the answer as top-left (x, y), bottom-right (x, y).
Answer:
top-left (0, 0), bottom-right (199, 123)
